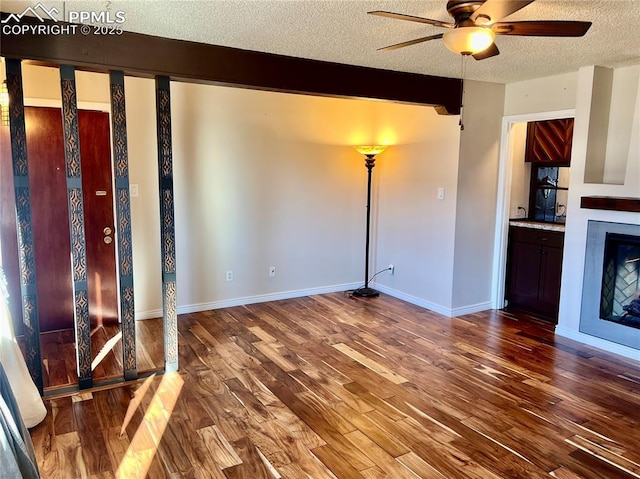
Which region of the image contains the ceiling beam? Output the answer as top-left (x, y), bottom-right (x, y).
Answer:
top-left (0, 14), bottom-right (462, 115)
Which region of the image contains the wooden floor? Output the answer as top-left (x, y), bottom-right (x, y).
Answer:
top-left (39, 319), bottom-right (165, 389)
top-left (29, 293), bottom-right (640, 479)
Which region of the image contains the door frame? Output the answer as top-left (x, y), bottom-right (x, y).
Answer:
top-left (491, 109), bottom-right (575, 310)
top-left (25, 98), bottom-right (109, 114)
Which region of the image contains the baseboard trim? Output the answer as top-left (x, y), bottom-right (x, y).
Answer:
top-left (450, 302), bottom-right (493, 316)
top-left (372, 284), bottom-right (492, 317)
top-left (135, 282), bottom-right (362, 320)
top-left (372, 284), bottom-right (452, 317)
top-left (555, 327), bottom-right (640, 361)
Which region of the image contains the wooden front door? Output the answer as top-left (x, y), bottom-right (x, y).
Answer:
top-left (3, 107), bottom-right (118, 332)
top-left (77, 110), bottom-right (118, 328)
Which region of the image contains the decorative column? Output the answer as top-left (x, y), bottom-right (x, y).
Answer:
top-left (110, 70), bottom-right (137, 381)
top-left (5, 59), bottom-right (43, 393)
top-left (60, 65), bottom-right (92, 389)
top-left (155, 76), bottom-right (178, 373)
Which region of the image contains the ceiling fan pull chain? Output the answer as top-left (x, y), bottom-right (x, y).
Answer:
top-left (459, 54), bottom-right (468, 131)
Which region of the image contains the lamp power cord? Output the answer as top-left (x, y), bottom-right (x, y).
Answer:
top-left (346, 266), bottom-right (394, 297)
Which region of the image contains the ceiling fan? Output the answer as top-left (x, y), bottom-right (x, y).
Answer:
top-left (369, 0), bottom-right (592, 60)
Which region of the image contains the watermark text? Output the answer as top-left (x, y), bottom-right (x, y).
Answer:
top-left (2, 2), bottom-right (126, 36)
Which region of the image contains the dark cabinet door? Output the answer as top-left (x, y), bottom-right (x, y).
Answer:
top-left (506, 227), bottom-right (564, 321)
top-left (539, 246), bottom-right (563, 312)
top-left (508, 241), bottom-right (541, 303)
top-left (525, 118), bottom-right (574, 165)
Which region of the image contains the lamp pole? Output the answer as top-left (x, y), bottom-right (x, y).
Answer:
top-left (353, 146), bottom-right (386, 298)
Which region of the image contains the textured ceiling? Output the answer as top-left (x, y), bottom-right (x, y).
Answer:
top-left (3, 0), bottom-right (640, 83)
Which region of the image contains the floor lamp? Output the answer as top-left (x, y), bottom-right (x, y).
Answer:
top-left (352, 145), bottom-right (386, 298)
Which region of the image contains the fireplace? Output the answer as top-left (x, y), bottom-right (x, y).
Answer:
top-left (600, 233), bottom-right (640, 328)
top-left (580, 221), bottom-right (640, 350)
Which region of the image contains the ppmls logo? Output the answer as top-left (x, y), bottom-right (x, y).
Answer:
top-left (1, 3), bottom-right (60, 23)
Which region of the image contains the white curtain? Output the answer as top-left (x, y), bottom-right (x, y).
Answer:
top-left (1, 361), bottom-right (40, 478)
top-left (0, 267), bottom-right (46, 429)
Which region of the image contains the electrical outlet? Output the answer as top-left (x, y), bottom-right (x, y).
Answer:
top-left (389, 264), bottom-right (395, 275)
top-left (437, 187), bottom-right (445, 200)
top-left (269, 266), bottom-right (276, 277)
top-left (226, 270), bottom-right (233, 282)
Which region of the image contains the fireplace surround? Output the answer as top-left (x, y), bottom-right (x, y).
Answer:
top-left (581, 220), bottom-right (640, 349)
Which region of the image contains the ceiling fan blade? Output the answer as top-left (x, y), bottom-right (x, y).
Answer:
top-left (471, 0), bottom-right (535, 24)
top-left (493, 20), bottom-right (592, 36)
top-left (378, 34), bottom-right (444, 51)
top-left (473, 42), bottom-right (500, 60)
top-left (368, 11), bottom-right (453, 29)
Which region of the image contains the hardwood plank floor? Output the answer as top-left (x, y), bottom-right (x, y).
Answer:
top-left (39, 319), bottom-right (165, 390)
top-left (29, 293), bottom-right (640, 478)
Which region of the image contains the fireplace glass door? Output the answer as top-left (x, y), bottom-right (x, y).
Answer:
top-left (600, 233), bottom-right (640, 329)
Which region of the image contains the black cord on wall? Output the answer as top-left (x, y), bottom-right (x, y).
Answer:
top-left (346, 266), bottom-right (393, 298)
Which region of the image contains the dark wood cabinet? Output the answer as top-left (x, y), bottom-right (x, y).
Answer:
top-left (525, 118), bottom-right (574, 165)
top-left (506, 226), bottom-right (564, 321)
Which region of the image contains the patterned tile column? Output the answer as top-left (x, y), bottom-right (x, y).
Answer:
top-left (155, 76), bottom-right (178, 373)
top-left (60, 65), bottom-right (92, 389)
top-left (5, 59), bottom-right (43, 393)
top-left (110, 71), bottom-right (137, 381)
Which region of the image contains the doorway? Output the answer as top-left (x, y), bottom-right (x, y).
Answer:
top-left (491, 109), bottom-right (575, 312)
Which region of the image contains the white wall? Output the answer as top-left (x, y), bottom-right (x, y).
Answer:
top-left (508, 123), bottom-right (530, 219)
top-left (603, 65), bottom-right (640, 184)
top-left (123, 77), bottom-right (162, 314)
top-left (168, 83), bottom-right (373, 311)
top-left (583, 66), bottom-right (613, 184)
top-left (373, 110), bottom-right (460, 313)
top-left (504, 71), bottom-right (578, 116)
top-left (146, 81), bottom-right (471, 316)
top-left (450, 80), bottom-right (505, 312)
top-left (21, 64), bottom-right (110, 103)
top-left (373, 80), bottom-right (505, 315)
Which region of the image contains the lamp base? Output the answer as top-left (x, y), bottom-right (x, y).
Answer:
top-left (352, 287), bottom-right (380, 298)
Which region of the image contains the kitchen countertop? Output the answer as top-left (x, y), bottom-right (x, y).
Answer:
top-left (509, 220), bottom-right (566, 232)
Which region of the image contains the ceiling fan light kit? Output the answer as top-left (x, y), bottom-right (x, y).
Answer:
top-left (443, 26), bottom-right (495, 55)
top-left (369, 0), bottom-right (591, 60)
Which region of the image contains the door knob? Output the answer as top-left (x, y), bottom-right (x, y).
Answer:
top-left (103, 227), bottom-right (112, 235)
top-left (103, 236), bottom-right (113, 244)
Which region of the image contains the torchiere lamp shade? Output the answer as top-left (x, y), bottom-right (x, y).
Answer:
top-left (355, 145), bottom-right (387, 156)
